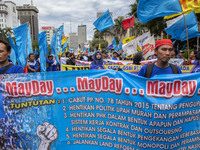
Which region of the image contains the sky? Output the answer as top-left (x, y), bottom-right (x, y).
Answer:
top-left (11, 0), bottom-right (135, 40)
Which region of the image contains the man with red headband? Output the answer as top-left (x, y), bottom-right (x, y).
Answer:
top-left (138, 39), bottom-right (182, 78)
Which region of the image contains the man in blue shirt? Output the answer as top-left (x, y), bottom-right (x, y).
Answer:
top-left (138, 39), bottom-right (182, 78)
top-left (27, 53), bottom-right (38, 73)
top-left (112, 51), bottom-right (119, 60)
top-left (0, 40), bottom-right (23, 74)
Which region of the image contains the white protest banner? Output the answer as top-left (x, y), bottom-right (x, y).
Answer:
top-left (142, 36), bottom-right (155, 59)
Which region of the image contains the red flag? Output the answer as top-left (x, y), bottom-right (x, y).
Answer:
top-left (122, 17), bottom-right (134, 30)
top-left (23, 65), bottom-right (28, 73)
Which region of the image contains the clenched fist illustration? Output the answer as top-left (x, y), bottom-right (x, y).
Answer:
top-left (37, 122), bottom-right (58, 150)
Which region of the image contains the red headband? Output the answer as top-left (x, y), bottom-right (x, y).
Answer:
top-left (155, 39), bottom-right (173, 49)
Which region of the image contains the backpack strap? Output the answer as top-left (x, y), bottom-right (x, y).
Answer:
top-left (169, 63), bottom-right (179, 74)
top-left (0, 64), bottom-right (14, 74)
top-left (145, 63), bottom-right (154, 78)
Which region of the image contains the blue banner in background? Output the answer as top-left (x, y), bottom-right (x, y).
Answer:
top-left (0, 70), bottom-right (200, 150)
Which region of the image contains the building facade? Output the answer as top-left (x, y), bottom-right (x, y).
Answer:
top-left (69, 33), bottom-right (78, 50)
top-left (16, 4), bottom-right (39, 41)
top-left (0, 1), bottom-right (20, 29)
top-left (78, 25), bottom-right (87, 50)
top-left (41, 26), bottom-right (56, 44)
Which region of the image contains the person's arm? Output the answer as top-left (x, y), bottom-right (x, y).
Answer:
top-left (27, 63), bottom-right (37, 72)
top-left (46, 57), bottom-right (54, 64)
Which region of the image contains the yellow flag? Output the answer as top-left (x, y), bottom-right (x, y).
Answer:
top-left (61, 36), bottom-right (68, 45)
top-left (165, 0), bottom-right (200, 19)
top-left (98, 44), bottom-right (102, 52)
top-left (122, 36), bottom-right (135, 44)
top-left (137, 44), bottom-right (142, 52)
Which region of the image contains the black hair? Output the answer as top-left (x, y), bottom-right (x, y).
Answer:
top-left (102, 50), bottom-right (107, 54)
top-left (29, 53), bottom-right (34, 57)
top-left (69, 53), bottom-right (74, 57)
top-left (66, 52), bottom-right (70, 57)
top-left (0, 39), bottom-right (11, 52)
top-left (133, 53), bottom-right (144, 65)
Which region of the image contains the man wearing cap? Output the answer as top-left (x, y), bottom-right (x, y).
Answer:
top-left (112, 51), bottom-right (119, 60)
top-left (138, 39), bottom-right (182, 78)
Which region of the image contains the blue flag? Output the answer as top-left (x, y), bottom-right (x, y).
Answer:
top-left (182, 43), bottom-right (187, 50)
top-left (51, 33), bottom-right (56, 55)
top-left (62, 40), bottom-right (68, 52)
top-left (137, 0), bottom-right (182, 23)
top-left (112, 37), bottom-right (118, 51)
top-left (38, 31), bottom-right (47, 72)
top-left (108, 44), bottom-right (113, 50)
top-left (44, 33), bottom-right (49, 56)
top-left (118, 41), bottom-right (123, 51)
top-left (83, 48), bottom-right (86, 52)
top-left (13, 23), bottom-right (28, 68)
top-left (165, 11), bottom-right (200, 41)
top-left (56, 25), bottom-right (63, 54)
top-left (93, 10), bottom-right (114, 32)
top-left (69, 48), bottom-right (74, 53)
top-left (8, 34), bottom-right (17, 64)
top-left (27, 26), bottom-right (32, 55)
top-left (34, 48), bottom-right (39, 55)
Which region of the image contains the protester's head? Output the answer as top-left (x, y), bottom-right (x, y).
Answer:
top-left (29, 53), bottom-right (35, 62)
top-left (92, 51), bottom-right (103, 65)
top-left (102, 50), bottom-right (108, 59)
top-left (113, 51), bottom-right (119, 58)
top-left (66, 52), bottom-right (70, 57)
top-left (0, 39), bottom-right (11, 64)
top-left (170, 49), bottom-right (176, 58)
top-left (95, 51), bottom-right (102, 60)
top-left (178, 50), bottom-right (184, 59)
top-left (69, 53), bottom-right (74, 59)
top-left (190, 50), bottom-right (197, 60)
top-left (155, 39), bottom-right (173, 63)
top-left (48, 54), bottom-right (54, 61)
top-left (133, 53), bottom-right (144, 65)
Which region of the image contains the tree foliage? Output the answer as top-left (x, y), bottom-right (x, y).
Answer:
top-left (0, 27), bottom-right (13, 42)
top-left (114, 17), bottom-right (127, 41)
top-left (90, 38), bottom-right (108, 51)
top-left (129, 1), bottom-right (166, 36)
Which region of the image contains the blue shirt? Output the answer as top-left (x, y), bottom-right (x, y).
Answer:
top-left (28, 60), bottom-right (38, 72)
top-left (190, 60), bottom-right (199, 65)
top-left (0, 64), bottom-right (23, 74)
top-left (112, 57), bottom-right (118, 60)
top-left (138, 64), bottom-right (182, 78)
top-left (46, 57), bottom-right (57, 71)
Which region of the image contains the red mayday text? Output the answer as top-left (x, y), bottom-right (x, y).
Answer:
top-left (147, 80), bottom-right (197, 98)
top-left (77, 76), bottom-right (123, 94)
top-left (5, 80), bottom-right (54, 98)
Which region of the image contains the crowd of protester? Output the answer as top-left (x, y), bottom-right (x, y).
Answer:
top-left (1, 38), bottom-right (200, 74)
